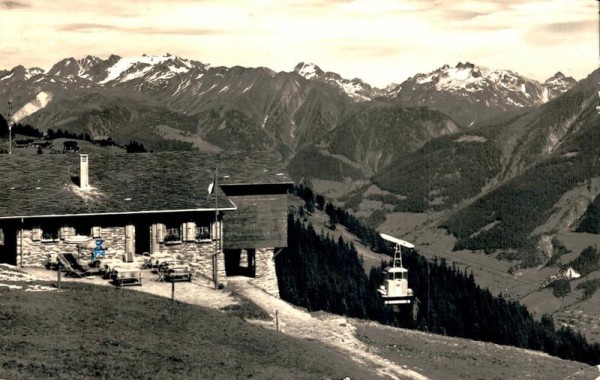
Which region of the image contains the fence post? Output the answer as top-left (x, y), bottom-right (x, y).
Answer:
top-left (57, 265), bottom-right (61, 289)
top-left (171, 279), bottom-right (175, 302)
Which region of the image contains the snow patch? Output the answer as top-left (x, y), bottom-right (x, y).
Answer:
top-left (168, 64), bottom-right (189, 74)
top-left (261, 115), bottom-right (269, 129)
top-left (296, 63), bottom-right (318, 79)
top-left (25, 68), bottom-right (44, 80)
top-left (12, 91), bottom-right (53, 122)
top-left (416, 74), bottom-right (434, 84)
top-left (561, 151), bottom-right (579, 158)
top-left (119, 65), bottom-right (153, 83)
top-left (0, 265), bottom-right (37, 282)
top-left (100, 55), bottom-right (185, 84)
top-left (340, 81), bottom-right (370, 101)
top-left (242, 84), bottom-right (253, 93)
top-left (456, 135), bottom-right (487, 143)
top-left (541, 87), bottom-right (549, 103)
top-left (434, 66), bottom-right (483, 91)
top-left (26, 284), bottom-right (60, 292)
top-left (65, 183), bottom-right (104, 201)
top-left (506, 97), bottom-right (524, 107)
top-left (0, 284), bottom-right (22, 290)
top-left (564, 267), bottom-right (581, 279)
top-left (173, 79), bottom-right (190, 96)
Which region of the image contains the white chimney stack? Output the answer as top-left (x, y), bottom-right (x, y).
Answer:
top-left (80, 154), bottom-right (90, 190)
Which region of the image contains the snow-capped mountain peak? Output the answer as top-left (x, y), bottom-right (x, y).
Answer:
top-left (293, 62), bottom-right (383, 102)
top-left (393, 62), bottom-right (577, 126)
top-left (44, 53), bottom-right (207, 86)
top-left (294, 62), bottom-right (323, 80)
top-left (544, 72), bottom-right (577, 100)
top-left (0, 65), bottom-right (46, 81)
top-left (101, 54), bottom-right (180, 84)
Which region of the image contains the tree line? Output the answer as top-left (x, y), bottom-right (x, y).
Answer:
top-left (0, 114), bottom-right (151, 154)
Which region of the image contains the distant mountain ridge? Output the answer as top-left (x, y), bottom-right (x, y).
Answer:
top-left (293, 62), bottom-right (386, 102)
top-left (390, 62), bottom-right (577, 126)
top-left (0, 54), bottom-right (581, 179)
top-left (1, 55), bottom-right (575, 116)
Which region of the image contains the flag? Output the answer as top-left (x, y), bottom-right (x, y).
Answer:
top-left (207, 169), bottom-right (216, 195)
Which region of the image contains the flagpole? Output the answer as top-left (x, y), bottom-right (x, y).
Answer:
top-left (214, 166), bottom-right (218, 289)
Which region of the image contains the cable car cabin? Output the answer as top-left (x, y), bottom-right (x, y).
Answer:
top-left (378, 266), bottom-right (413, 305)
top-left (378, 232), bottom-right (415, 305)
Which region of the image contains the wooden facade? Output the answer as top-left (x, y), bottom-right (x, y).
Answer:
top-left (222, 193), bottom-right (288, 249)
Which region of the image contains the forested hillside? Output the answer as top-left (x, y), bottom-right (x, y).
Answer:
top-left (373, 133), bottom-right (502, 212)
top-left (577, 194), bottom-right (600, 234)
top-left (328, 105), bottom-right (459, 174)
top-left (442, 112), bottom-right (599, 257)
top-left (276, 188), bottom-right (600, 365)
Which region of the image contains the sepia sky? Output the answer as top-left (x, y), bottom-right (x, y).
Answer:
top-left (0, 0), bottom-right (598, 87)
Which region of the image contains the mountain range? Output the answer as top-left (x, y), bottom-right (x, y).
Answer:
top-left (0, 54), bottom-right (577, 166)
top-left (0, 53), bottom-right (596, 263)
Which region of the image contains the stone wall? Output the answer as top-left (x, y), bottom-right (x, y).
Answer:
top-left (16, 226), bottom-right (127, 266)
top-left (17, 229), bottom-right (78, 266)
top-left (100, 227), bottom-right (126, 255)
top-left (14, 220), bottom-right (271, 291)
top-left (151, 221), bottom-right (226, 285)
top-left (250, 247), bottom-right (280, 298)
top-left (157, 240), bottom-right (226, 286)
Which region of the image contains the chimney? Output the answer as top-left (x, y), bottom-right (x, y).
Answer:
top-left (80, 154), bottom-right (90, 190)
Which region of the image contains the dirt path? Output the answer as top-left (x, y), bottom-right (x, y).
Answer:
top-left (227, 277), bottom-right (428, 380)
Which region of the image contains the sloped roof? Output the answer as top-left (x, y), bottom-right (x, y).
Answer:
top-left (0, 151), bottom-right (292, 219)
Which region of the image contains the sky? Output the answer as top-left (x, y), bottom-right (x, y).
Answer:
top-left (0, 0), bottom-right (598, 87)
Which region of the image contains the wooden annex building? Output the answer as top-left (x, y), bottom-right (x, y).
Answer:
top-left (0, 152), bottom-right (292, 295)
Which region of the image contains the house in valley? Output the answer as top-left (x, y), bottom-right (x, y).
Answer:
top-left (0, 152), bottom-right (292, 296)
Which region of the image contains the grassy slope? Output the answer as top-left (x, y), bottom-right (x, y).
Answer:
top-left (0, 282), bottom-right (378, 380)
top-left (355, 322), bottom-right (590, 380)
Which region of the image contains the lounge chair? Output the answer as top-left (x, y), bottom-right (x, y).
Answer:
top-left (56, 253), bottom-right (86, 277)
top-left (63, 253), bottom-right (90, 272)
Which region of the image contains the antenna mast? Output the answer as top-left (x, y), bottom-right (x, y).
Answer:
top-left (7, 95), bottom-right (12, 155)
top-left (392, 243), bottom-right (403, 268)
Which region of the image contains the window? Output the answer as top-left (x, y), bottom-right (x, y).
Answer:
top-left (164, 226), bottom-right (182, 245)
top-left (59, 226), bottom-right (75, 240)
top-left (41, 230), bottom-right (59, 242)
top-left (195, 226), bottom-right (211, 242)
